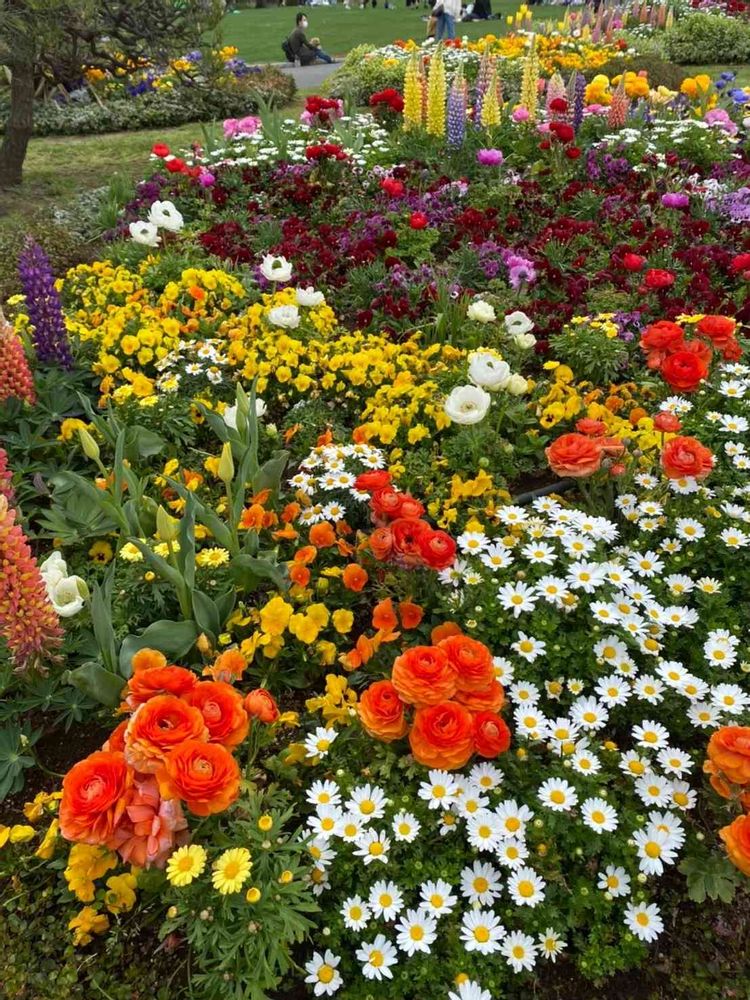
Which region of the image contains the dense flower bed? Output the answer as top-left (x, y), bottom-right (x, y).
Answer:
top-left (1, 25), bottom-right (750, 1000)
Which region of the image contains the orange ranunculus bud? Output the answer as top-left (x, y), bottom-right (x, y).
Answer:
top-left (358, 680), bottom-right (408, 742)
top-left (719, 813), bottom-right (750, 876)
top-left (342, 563), bottom-right (368, 592)
top-left (430, 622), bottom-right (462, 645)
top-left (472, 711), bottom-right (511, 758)
top-left (205, 649), bottom-right (246, 683)
top-left (438, 635), bottom-right (494, 692)
top-left (132, 648), bottom-right (167, 673)
top-left (455, 679), bottom-right (505, 713)
top-left (309, 521), bottom-right (336, 547)
top-left (409, 701), bottom-right (474, 770)
top-left (157, 740), bottom-right (240, 816)
top-left (706, 727), bottom-right (750, 787)
top-left (392, 645), bottom-right (457, 707)
top-left (398, 601), bottom-right (423, 630)
top-left (60, 751), bottom-right (132, 846)
top-left (372, 598), bottom-right (398, 632)
top-left (124, 695), bottom-right (208, 773)
top-left (186, 681), bottom-right (249, 750)
top-left (244, 688), bottom-right (279, 724)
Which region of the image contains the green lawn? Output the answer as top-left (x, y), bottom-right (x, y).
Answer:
top-left (220, 1), bottom-right (561, 62)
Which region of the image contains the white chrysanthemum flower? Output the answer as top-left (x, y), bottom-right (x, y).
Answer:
top-left (353, 828), bottom-right (391, 865)
top-left (419, 878), bottom-right (458, 917)
top-left (538, 778), bottom-right (578, 812)
top-left (597, 864), bottom-right (631, 897)
top-left (460, 860), bottom-right (503, 906)
top-left (367, 881), bottom-right (403, 921)
top-left (356, 935), bottom-right (398, 980)
top-left (501, 930), bottom-right (538, 972)
top-left (304, 950), bottom-right (343, 996)
top-left (395, 908), bottom-right (437, 956)
top-left (508, 866), bottom-right (546, 907)
top-left (581, 797), bottom-right (619, 833)
top-left (460, 909), bottom-right (506, 954)
top-left (624, 901), bottom-right (664, 943)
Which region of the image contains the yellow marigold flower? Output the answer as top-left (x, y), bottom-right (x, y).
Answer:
top-left (195, 548), bottom-right (230, 568)
top-left (166, 844), bottom-right (207, 887)
top-left (212, 848), bottom-right (252, 895)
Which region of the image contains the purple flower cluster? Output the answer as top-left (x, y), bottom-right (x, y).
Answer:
top-left (17, 240), bottom-right (73, 370)
top-left (502, 248), bottom-right (537, 289)
top-left (706, 186), bottom-right (750, 223)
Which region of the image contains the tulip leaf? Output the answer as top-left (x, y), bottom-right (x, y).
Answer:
top-left (118, 620), bottom-right (200, 677)
top-left (191, 589), bottom-right (221, 640)
top-left (65, 662), bottom-right (125, 709)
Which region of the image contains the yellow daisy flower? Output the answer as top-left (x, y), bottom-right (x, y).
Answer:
top-left (212, 848), bottom-right (252, 895)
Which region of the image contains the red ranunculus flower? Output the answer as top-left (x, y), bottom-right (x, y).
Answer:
top-left (152, 143), bottom-right (170, 158)
top-left (653, 411), bottom-right (682, 433)
top-left (419, 528), bottom-right (457, 570)
top-left (381, 177), bottom-right (405, 197)
top-left (660, 350), bottom-right (709, 392)
top-left (354, 470), bottom-right (392, 493)
top-left (661, 435), bottom-right (714, 480)
top-left (621, 252), bottom-right (646, 271)
top-left (643, 268), bottom-right (675, 289)
top-left (409, 211), bottom-right (429, 230)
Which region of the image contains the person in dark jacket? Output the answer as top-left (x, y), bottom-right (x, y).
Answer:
top-left (287, 13), bottom-right (334, 65)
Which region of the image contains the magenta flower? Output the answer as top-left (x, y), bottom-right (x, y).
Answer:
top-left (661, 193), bottom-right (689, 209)
top-left (477, 149), bottom-right (504, 166)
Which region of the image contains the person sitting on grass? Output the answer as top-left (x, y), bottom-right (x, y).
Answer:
top-left (287, 12), bottom-right (334, 65)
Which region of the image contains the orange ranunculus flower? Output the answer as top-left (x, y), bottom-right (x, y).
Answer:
top-left (661, 435), bottom-right (714, 481)
top-left (399, 601), bottom-right (423, 630)
top-left (472, 711), bottom-right (511, 758)
top-left (409, 701), bottom-right (474, 770)
top-left (545, 432), bottom-right (603, 478)
top-left (309, 522), bottom-right (336, 548)
top-left (455, 679), bottom-right (505, 713)
top-left (289, 563), bottom-right (311, 587)
top-left (124, 662), bottom-right (198, 710)
top-left (696, 315), bottom-right (736, 347)
top-left (244, 688), bottom-right (279, 723)
top-left (438, 635), bottom-right (494, 692)
top-left (358, 680), bottom-right (408, 742)
top-left (186, 681), bottom-right (249, 750)
top-left (103, 720), bottom-right (129, 753)
top-left (60, 751), bottom-right (132, 846)
top-left (369, 526), bottom-right (393, 561)
top-left (372, 598), bottom-right (398, 632)
top-left (720, 813), bottom-right (750, 876)
top-left (132, 648), bottom-right (167, 672)
top-left (706, 727), bottom-right (750, 787)
top-left (205, 649), bottom-right (246, 683)
top-left (391, 645), bottom-right (458, 706)
top-left (342, 563), bottom-right (368, 592)
top-left (431, 622), bottom-right (462, 644)
top-left (124, 695), bottom-right (208, 773)
top-left (157, 740), bottom-right (240, 816)
top-left (703, 759), bottom-right (733, 799)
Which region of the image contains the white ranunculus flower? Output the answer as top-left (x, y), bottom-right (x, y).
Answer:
top-left (267, 305), bottom-right (300, 329)
top-left (506, 374), bottom-right (530, 396)
top-left (129, 221), bottom-right (161, 247)
top-left (444, 385), bottom-right (492, 425)
top-left (504, 310), bottom-right (534, 336)
top-left (513, 332), bottom-right (537, 350)
top-left (48, 575), bottom-right (88, 617)
top-left (147, 200), bottom-right (184, 232)
top-left (259, 254), bottom-right (293, 283)
top-left (224, 398), bottom-right (267, 429)
top-left (468, 351), bottom-right (511, 391)
top-left (40, 551), bottom-right (68, 588)
top-left (296, 286), bottom-right (325, 307)
top-left (467, 300), bottom-right (497, 324)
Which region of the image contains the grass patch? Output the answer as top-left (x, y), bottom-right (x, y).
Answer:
top-left (220, 1), bottom-right (562, 62)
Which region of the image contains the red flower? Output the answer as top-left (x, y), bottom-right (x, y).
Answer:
top-left (564, 146), bottom-right (582, 160)
top-left (354, 470), bottom-right (392, 493)
top-left (661, 436), bottom-right (713, 480)
top-left (371, 486), bottom-right (406, 520)
top-left (381, 177), bottom-right (405, 197)
top-left (730, 252), bottom-right (750, 277)
top-left (472, 711), bottom-right (511, 758)
top-left (643, 268), bottom-right (675, 290)
top-left (621, 252), bottom-right (646, 271)
top-left (409, 211), bottom-right (429, 230)
top-left (418, 528), bottom-right (457, 570)
top-left (549, 97), bottom-right (568, 113)
top-left (549, 121), bottom-right (574, 143)
top-left (660, 350), bottom-right (709, 392)
top-left (575, 418), bottom-right (606, 437)
top-left (151, 143), bottom-right (170, 158)
top-left (165, 157), bottom-right (186, 174)
top-left (696, 315), bottom-right (736, 347)
top-left (653, 411), bottom-right (682, 432)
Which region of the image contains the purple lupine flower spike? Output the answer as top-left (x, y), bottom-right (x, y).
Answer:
top-left (573, 72), bottom-right (586, 133)
top-left (17, 239), bottom-right (73, 370)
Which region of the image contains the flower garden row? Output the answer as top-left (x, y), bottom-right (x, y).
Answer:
top-left (1, 23), bottom-right (750, 1000)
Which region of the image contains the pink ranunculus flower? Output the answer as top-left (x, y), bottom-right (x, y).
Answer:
top-left (110, 774), bottom-right (189, 868)
top-left (476, 148), bottom-right (504, 166)
top-left (704, 108), bottom-right (738, 136)
top-left (511, 106), bottom-right (530, 123)
top-left (222, 115), bottom-right (261, 138)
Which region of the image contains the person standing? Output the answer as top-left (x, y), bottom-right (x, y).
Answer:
top-left (436, 0), bottom-right (461, 39)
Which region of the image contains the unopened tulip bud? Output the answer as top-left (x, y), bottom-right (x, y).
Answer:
top-left (218, 442), bottom-right (234, 484)
top-left (78, 427), bottom-right (100, 462)
top-left (156, 505), bottom-right (180, 542)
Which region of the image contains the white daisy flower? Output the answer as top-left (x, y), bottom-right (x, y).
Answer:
top-left (391, 811), bottom-right (421, 843)
top-left (624, 901), bottom-right (664, 943)
top-left (418, 770), bottom-right (458, 809)
top-left (466, 811), bottom-right (504, 852)
top-left (501, 930), bottom-right (538, 972)
top-left (581, 797), bottom-right (619, 833)
top-left (511, 632), bottom-right (546, 662)
top-left (469, 762), bottom-right (504, 791)
top-left (347, 784), bottom-right (388, 821)
top-left (448, 981), bottom-right (492, 1000)
top-left (538, 928), bottom-right (567, 962)
top-left (597, 864), bottom-right (631, 897)
top-left (498, 581), bottom-right (538, 617)
top-left (306, 780), bottom-right (342, 809)
top-left (669, 780), bottom-right (697, 811)
top-left (419, 879), bottom-right (458, 917)
top-left (657, 747), bottom-right (692, 776)
top-left (367, 881), bottom-right (403, 921)
top-left (304, 727), bottom-right (339, 759)
top-left (356, 935), bottom-right (398, 980)
top-left (353, 829), bottom-right (391, 865)
top-left (494, 799), bottom-right (534, 839)
top-left (304, 950), bottom-right (343, 996)
top-left (633, 825), bottom-right (679, 875)
top-left (460, 860), bottom-right (503, 906)
top-left (508, 866), bottom-right (546, 907)
top-left (341, 896), bottom-right (371, 931)
top-left (632, 720), bottom-right (670, 750)
top-left (460, 909), bottom-right (506, 954)
top-left (538, 778), bottom-right (579, 812)
top-left (309, 806), bottom-right (344, 840)
top-left (395, 908), bottom-right (437, 956)
top-left (634, 775), bottom-right (672, 808)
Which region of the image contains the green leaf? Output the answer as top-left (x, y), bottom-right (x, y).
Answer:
top-left (177, 493), bottom-right (196, 592)
top-left (230, 553), bottom-right (288, 593)
top-left (252, 451), bottom-right (289, 498)
top-left (191, 589), bottom-right (221, 640)
top-left (215, 589), bottom-right (237, 627)
top-left (90, 567), bottom-right (118, 674)
top-left (65, 662), bottom-right (125, 709)
top-left (118, 620), bottom-right (200, 677)
top-left (124, 425), bottom-right (166, 460)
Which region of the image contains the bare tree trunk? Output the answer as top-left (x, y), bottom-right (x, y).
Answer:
top-left (0, 58), bottom-right (35, 188)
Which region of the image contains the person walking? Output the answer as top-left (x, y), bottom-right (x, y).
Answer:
top-left (435, 0), bottom-right (461, 39)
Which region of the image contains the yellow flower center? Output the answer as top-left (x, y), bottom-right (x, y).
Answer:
top-left (506, 817), bottom-right (521, 832)
top-left (369, 842), bottom-right (384, 856)
top-left (410, 926), bottom-right (425, 941)
top-left (518, 880), bottom-right (534, 898)
top-left (369, 950), bottom-right (384, 968)
top-left (607, 876), bottom-right (619, 889)
top-left (512, 945), bottom-right (525, 959)
top-left (316, 739), bottom-right (331, 752)
top-left (432, 785), bottom-right (446, 798)
top-left (321, 818), bottom-right (335, 831)
top-left (398, 822), bottom-right (411, 836)
top-left (550, 790), bottom-right (565, 804)
top-left (350, 906), bottom-right (362, 920)
top-left (430, 894), bottom-right (443, 908)
top-left (360, 800), bottom-right (376, 815)
top-left (318, 966), bottom-right (335, 985)
top-left (473, 877), bottom-right (489, 893)
top-left (636, 913), bottom-right (649, 926)
top-left (474, 927), bottom-right (490, 943)
top-left (591, 811), bottom-right (605, 824)
top-left (645, 842), bottom-right (661, 859)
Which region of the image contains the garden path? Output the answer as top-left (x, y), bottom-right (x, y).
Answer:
top-left (275, 61), bottom-right (340, 89)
